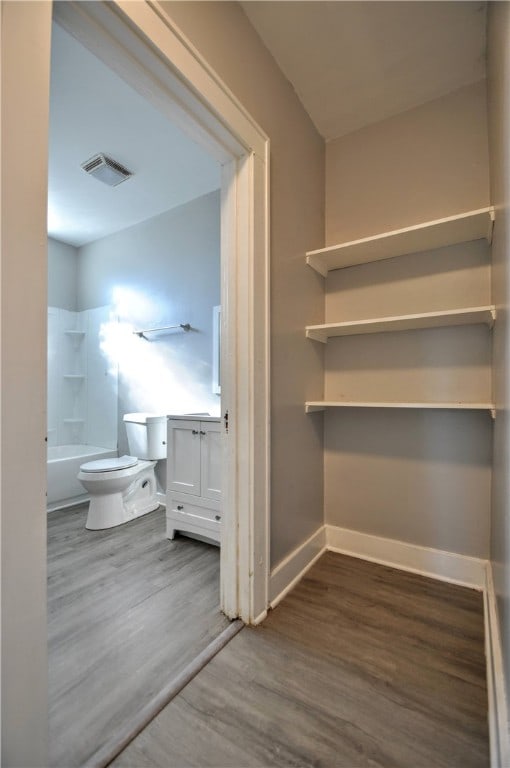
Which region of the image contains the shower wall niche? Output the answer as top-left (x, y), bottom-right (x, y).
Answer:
top-left (48, 306), bottom-right (118, 450)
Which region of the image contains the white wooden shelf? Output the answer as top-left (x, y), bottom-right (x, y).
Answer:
top-left (64, 330), bottom-right (85, 337)
top-left (306, 305), bottom-right (496, 343)
top-left (63, 418), bottom-right (85, 423)
top-left (305, 401), bottom-right (496, 418)
top-left (306, 206), bottom-right (495, 276)
top-left (63, 374), bottom-right (85, 379)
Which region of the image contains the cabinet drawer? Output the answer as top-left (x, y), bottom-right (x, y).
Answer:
top-left (168, 497), bottom-right (221, 525)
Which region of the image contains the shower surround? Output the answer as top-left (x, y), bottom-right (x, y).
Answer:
top-left (47, 305), bottom-right (118, 509)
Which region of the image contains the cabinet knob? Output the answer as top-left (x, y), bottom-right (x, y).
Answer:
top-left (177, 505), bottom-right (184, 511)
top-left (200, 430), bottom-right (206, 436)
top-left (192, 429), bottom-right (199, 435)
top-left (215, 515), bottom-right (221, 521)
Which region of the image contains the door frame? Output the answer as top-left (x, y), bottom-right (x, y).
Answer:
top-left (53, 0), bottom-right (270, 624)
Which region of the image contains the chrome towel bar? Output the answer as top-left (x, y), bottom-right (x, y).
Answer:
top-left (133, 323), bottom-right (191, 340)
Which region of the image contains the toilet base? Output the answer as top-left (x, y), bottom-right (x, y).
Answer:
top-left (86, 493), bottom-right (159, 530)
top-left (84, 462), bottom-right (160, 530)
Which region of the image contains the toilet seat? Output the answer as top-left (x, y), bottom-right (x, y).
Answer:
top-left (80, 455), bottom-right (138, 473)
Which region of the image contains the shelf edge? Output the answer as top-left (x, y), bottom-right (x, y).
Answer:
top-left (305, 401), bottom-right (496, 416)
top-left (305, 206), bottom-right (496, 274)
top-left (305, 305), bottom-right (497, 340)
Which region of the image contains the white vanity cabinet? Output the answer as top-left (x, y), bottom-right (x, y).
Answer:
top-left (166, 416), bottom-right (221, 544)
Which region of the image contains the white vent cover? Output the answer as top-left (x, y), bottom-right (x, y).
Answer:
top-left (81, 154), bottom-right (133, 187)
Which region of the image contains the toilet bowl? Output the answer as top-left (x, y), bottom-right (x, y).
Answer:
top-left (78, 413), bottom-right (167, 530)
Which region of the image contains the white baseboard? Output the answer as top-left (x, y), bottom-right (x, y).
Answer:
top-left (156, 491), bottom-right (166, 508)
top-left (485, 563), bottom-right (510, 768)
top-left (325, 524), bottom-right (487, 589)
top-left (269, 526), bottom-right (326, 608)
top-left (251, 609), bottom-right (268, 626)
top-left (47, 494), bottom-right (91, 513)
top-left (269, 523), bottom-right (486, 609)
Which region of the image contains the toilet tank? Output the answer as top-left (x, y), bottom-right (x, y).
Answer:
top-left (123, 413), bottom-right (167, 460)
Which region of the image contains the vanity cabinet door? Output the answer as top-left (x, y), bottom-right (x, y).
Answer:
top-left (200, 421), bottom-right (222, 503)
top-left (167, 420), bottom-right (201, 496)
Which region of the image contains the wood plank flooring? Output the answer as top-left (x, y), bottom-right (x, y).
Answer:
top-left (48, 504), bottom-right (229, 768)
top-left (113, 552), bottom-right (489, 768)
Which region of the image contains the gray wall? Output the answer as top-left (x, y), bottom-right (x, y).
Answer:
top-left (326, 81), bottom-right (490, 244)
top-left (487, 0), bottom-right (510, 712)
top-left (163, 2), bottom-right (325, 568)
top-left (48, 237), bottom-right (78, 310)
top-left (323, 81), bottom-right (492, 557)
top-left (78, 190), bottom-right (221, 466)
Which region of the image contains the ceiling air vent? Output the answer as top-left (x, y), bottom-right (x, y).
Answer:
top-left (81, 153), bottom-right (133, 187)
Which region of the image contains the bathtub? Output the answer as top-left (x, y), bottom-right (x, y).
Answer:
top-left (47, 444), bottom-right (117, 511)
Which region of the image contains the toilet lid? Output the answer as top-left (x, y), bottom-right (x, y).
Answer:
top-left (80, 455), bottom-right (138, 473)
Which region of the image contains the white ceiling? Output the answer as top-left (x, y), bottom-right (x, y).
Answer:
top-left (48, 24), bottom-right (220, 247)
top-left (241, 1), bottom-right (487, 141)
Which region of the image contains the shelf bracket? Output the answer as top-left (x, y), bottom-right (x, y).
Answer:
top-left (487, 207), bottom-right (496, 245)
top-left (489, 308), bottom-right (497, 329)
top-left (491, 407), bottom-right (496, 420)
top-left (306, 255), bottom-right (328, 278)
top-left (305, 403), bottom-right (326, 413)
top-left (306, 329), bottom-right (327, 343)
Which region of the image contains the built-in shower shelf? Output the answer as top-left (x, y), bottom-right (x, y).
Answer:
top-left (63, 418), bottom-right (85, 423)
top-left (63, 374), bottom-right (85, 380)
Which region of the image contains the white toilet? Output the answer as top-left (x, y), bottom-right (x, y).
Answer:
top-left (78, 413), bottom-right (167, 530)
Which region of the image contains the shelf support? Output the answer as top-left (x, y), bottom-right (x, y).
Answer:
top-left (305, 329), bottom-right (327, 343)
top-left (489, 308), bottom-right (497, 329)
top-left (491, 407), bottom-right (496, 420)
top-left (306, 254), bottom-right (328, 278)
top-left (487, 207), bottom-right (496, 245)
top-left (305, 403), bottom-right (326, 413)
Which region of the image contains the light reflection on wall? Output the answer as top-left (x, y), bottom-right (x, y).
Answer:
top-left (100, 286), bottom-right (220, 416)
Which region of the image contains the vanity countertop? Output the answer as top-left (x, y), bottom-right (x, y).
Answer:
top-left (167, 413), bottom-right (221, 423)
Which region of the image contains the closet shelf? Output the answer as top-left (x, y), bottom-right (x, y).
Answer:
top-left (306, 206), bottom-right (495, 276)
top-left (305, 401), bottom-right (496, 418)
top-left (306, 305), bottom-right (496, 343)
top-left (64, 330), bottom-right (85, 337)
top-left (63, 418), bottom-right (85, 423)
top-left (63, 374), bottom-right (85, 379)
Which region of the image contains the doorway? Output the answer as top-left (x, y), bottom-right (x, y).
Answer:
top-left (52, 0), bottom-right (271, 620)
top-left (47, 16), bottom-right (230, 764)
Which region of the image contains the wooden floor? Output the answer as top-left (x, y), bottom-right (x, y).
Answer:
top-left (114, 552), bottom-right (489, 768)
top-left (48, 504), bottom-right (229, 768)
